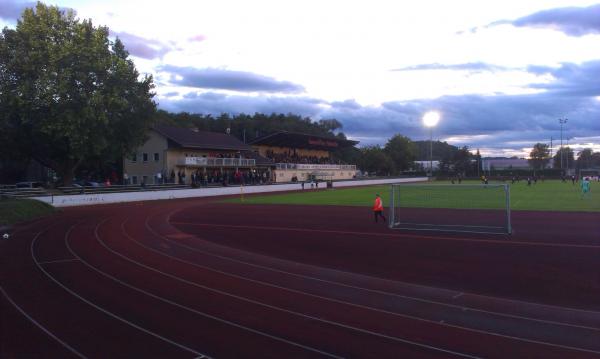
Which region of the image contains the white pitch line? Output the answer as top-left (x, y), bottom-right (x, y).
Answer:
top-left (0, 278), bottom-right (86, 359)
top-left (150, 214), bottom-right (600, 331)
top-left (139, 215), bottom-right (600, 356)
top-left (94, 217), bottom-right (478, 358)
top-left (30, 224), bottom-right (209, 358)
top-left (38, 258), bottom-right (80, 265)
top-left (87, 218), bottom-right (341, 358)
top-left (162, 217), bottom-right (600, 317)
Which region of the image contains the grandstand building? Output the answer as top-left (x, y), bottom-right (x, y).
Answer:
top-left (123, 124), bottom-right (272, 185)
top-left (124, 126), bottom-right (359, 185)
top-left (249, 131), bottom-right (359, 182)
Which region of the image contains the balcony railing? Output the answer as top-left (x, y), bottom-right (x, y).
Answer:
top-left (180, 157), bottom-right (256, 167)
top-left (275, 163), bottom-right (356, 170)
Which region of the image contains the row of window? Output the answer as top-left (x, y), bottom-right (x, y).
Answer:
top-left (131, 153), bottom-right (160, 163)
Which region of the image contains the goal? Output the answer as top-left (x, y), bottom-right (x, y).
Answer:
top-left (388, 183), bottom-right (511, 234)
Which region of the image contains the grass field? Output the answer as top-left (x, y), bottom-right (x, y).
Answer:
top-left (0, 198), bottom-right (56, 226)
top-left (227, 180), bottom-right (600, 212)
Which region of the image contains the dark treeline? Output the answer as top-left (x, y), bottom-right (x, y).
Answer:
top-left (155, 110), bottom-right (348, 143)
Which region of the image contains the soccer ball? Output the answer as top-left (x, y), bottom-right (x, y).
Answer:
top-left (2, 233), bottom-right (9, 240)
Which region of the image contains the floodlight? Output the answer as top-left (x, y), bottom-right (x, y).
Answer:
top-left (423, 111), bottom-right (440, 127)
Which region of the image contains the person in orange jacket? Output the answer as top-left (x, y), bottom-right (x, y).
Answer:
top-left (373, 194), bottom-right (386, 223)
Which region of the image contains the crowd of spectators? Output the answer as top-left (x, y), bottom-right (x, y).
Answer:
top-left (265, 149), bottom-right (344, 165)
top-left (186, 169), bottom-right (271, 187)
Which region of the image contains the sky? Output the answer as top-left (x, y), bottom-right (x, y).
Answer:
top-left (1, 0), bottom-right (600, 157)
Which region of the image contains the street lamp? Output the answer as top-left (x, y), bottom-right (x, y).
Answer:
top-left (558, 118), bottom-right (568, 170)
top-left (423, 111), bottom-right (440, 177)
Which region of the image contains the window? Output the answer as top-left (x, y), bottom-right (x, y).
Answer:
top-left (143, 153), bottom-right (148, 162)
top-left (131, 153), bottom-right (137, 163)
top-left (154, 153), bottom-right (160, 162)
top-left (132, 176), bottom-right (138, 184)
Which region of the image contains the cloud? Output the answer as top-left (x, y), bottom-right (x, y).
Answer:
top-left (156, 60), bottom-right (600, 156)
top-left (392, 62), bottom-right (509, 73)
top-left (492, 4), bottom-right (600, 36)
top-left (529, 61), bottom-right (600, 97)
top-left (158, 65), bottom-right (305, 93)
top-left (0, 0), bottom-right (35, 21)
top-left (159, 91), bottom-right (322, 116)
top-left (110, 31), bottom-right (174, 60)
top-left (188, 34), bottom-right (206, 42)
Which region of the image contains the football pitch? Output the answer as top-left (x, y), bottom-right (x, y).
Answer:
top-left (228, 179), bottom-right (600, 212)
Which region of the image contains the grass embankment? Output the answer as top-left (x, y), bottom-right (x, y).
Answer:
top-left (0, 198), bottom-right (56, 226)
top-left (226, 180), bottom-right (600, 212)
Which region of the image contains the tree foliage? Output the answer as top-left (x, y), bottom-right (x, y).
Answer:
top-left (0, 3), bottom-right (156, 184)
top-left (358, 146), bottom-right (394, 176)
top-left (552, 147), bottom-right (575, 170)
top-left (384, 134), bottom-right (416, 172)
top-left (576, 148), bottom-right (600, 169)
top-left (528, 143), bottom-right (550, 170)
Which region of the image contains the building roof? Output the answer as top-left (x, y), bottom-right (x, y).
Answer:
top-left (153, 124), bottom-right (253, 151)
top-left (249, 131), bottom-right (359, 150)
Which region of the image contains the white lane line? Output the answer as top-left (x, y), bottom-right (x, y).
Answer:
top-left (1, 272), bottom-right (86, 359)
top-left (150, 214), bottom-right (600, 332)
top-left (453, 293), bottom-right (464, 300)
top-left (38, 258), bottom-right (79, 265)
top-left (30, 224), bottom-right (209, 359)
top-left (87, 219), bottom-right (340, 359)
top-left (170, 221), bottom-right (600, 250)
top-left (140, 218), bottom-right (600, 356)
top-left (96, 217), bottom-right (477, 359)
top-left (143, 220), bottom-right (600, 355)
top-left (163, 209), bottom-right (600, 317)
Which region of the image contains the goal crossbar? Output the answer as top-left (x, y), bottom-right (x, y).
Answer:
top-left (388, 183), bottom-right (511, 235)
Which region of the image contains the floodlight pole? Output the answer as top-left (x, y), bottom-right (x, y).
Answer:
top-left (558, 118), bottom-right (568, 171)
top-left (429, 126), bottom-right (433, 177)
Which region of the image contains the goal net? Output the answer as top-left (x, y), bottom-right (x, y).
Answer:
top-left (388, 183), bottom-right (511, 234)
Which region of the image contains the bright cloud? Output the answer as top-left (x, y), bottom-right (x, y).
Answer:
top-left (2, 0), bottom-right (599, 156)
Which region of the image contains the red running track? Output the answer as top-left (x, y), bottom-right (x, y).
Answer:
top-left (1, 198), bottom-right (600, 358)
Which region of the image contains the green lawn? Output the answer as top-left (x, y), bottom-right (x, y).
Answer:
top-left (0, 198), bottom-right (56, 226)
top-left (226, 180), bottom-right (600, 212)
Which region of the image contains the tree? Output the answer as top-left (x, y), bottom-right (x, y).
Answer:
top-left (474, 149), bottom-right (482, 177)
top-left (383, 134), bottom-right (416, 173)
top-left (0, 3), bottom-right (156, 184)
top-left (576, 148), bottom-right (594, 169)
top-left (358, 146), bottom-right (394, 176)
top-left (452, 146), bottom-right (472, 175)
top-left (528, 143), bottom-right (550, 170)
top-left (553, 147), bottom-right (575, 170)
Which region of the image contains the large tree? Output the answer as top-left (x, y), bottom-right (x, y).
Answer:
top-left (384, 134), bottom-right (416, 173)
top-left (553, 147), bottom-right (575, 170)
top-left (576, 148), bottom-right (595, 169)
top-left (528, 143), bottom-right (550, 170)
top-left (0, 3), bottom-right (156, 184)
top-left (358, 146), bottom-right (394, 176)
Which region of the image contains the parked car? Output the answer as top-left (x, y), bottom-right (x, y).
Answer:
top-left (15, 181), bottom-right (44, 189)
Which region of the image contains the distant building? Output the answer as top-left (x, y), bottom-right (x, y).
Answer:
top-left (124, 124), bottom-right (272, 185)
top-left (413, 160), bottom-right (440, 171)
top-left (249, 131), bottom-right (359, 182)
top-left (481, 158), bottom-right (530, 171)
top-left (124, 126), bottom-right (359, 185)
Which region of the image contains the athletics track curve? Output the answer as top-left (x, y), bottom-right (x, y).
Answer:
top-left (1, 197), bottom-right (600, 358)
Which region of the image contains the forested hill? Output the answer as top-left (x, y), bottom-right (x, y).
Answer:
top-left (154, 111), bottom-right (347, 143)
top-left (413, 140), bottom-right (460, 161)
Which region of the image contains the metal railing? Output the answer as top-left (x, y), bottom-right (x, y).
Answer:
top-left (275, 163), bottom-right (356, 170)
top-left (180, 157), bottom-right (256, 167)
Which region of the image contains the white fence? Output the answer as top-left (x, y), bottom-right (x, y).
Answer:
top-left (33, 177), bottom-right (428, 207)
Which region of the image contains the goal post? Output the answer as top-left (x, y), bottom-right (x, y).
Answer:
top-left (388, 183), bottom-right (511, 234)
